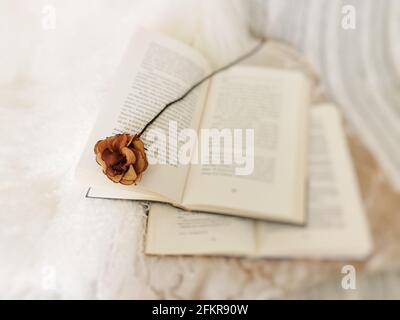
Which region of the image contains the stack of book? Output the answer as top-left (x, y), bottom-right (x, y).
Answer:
top-left (77, 29), bottom-right (372, 260)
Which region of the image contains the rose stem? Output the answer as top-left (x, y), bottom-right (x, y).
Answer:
top-left (137, 38), bottom-right (266, 137)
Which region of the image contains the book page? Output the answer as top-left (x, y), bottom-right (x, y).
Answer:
top-left (145, 105), bottom-right (372, 259)
top-left (145, 204), bottom-right (255, 256)
top-left (76, 28), bottom-right (211, 203)
top-left (182, 66), bottom-right (310, 223)
top-left (256, 105), bottom-right (372, 259)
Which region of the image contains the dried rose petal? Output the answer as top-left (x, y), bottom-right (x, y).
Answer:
top-left (94, 133), bottom-right (148, 184)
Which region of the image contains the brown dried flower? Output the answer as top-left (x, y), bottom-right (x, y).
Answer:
top-left (94, 133), bottom-right (148, 185)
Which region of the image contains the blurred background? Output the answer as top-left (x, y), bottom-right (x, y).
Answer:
top-left (0, 0), bottom-right (399, 299)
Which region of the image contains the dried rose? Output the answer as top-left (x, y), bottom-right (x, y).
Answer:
top-left (94, 133), bottom-right (148, 185)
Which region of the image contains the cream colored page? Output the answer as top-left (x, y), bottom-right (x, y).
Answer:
top-left (145, 204), bottom-right (255, 256)
top-left (182, 66), bottom-right (310, 222)
top-left (256, 105), bottom-right (372, 259)
top-left (86, 186), bottom-right (160, 202)
top-left (77, 28), bottom-right (210, 203)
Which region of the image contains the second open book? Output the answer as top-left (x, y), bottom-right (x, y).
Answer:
top-left (146, 105), bottom-right (372, 259)
top-left (77, 28), bottom-right (311, 224)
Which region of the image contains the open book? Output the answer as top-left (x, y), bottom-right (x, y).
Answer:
top-left (145, 105), bottom-right (373, 260)
top-left (77, 28), bottom-right (311, 224)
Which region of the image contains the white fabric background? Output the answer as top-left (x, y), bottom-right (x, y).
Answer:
top-left (0, 0), bottom-right (398, 299)
top-left (250, 0), bottom-right (400, 190)
top-left (0, 0), bottom-right (266, 299)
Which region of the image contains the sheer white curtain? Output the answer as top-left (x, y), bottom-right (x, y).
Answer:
top-left (249, 0), bottom-right (400, 190)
